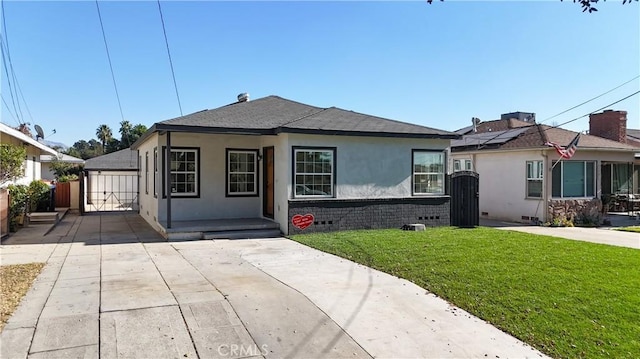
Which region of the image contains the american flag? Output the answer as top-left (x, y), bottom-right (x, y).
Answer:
top-left (545, 133), bottom-right (580, 159)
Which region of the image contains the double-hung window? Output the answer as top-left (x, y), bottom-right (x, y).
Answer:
top-left (145, 152), bottom-right (149, 194)
top-left (227, 149), bottom-right (258, 196)
top-left (413, 150), bottom-right (445, 195)
top-left (552, 161), bottom-right (595, 198)
top-left (164, 147), bottom-right (199, 197)
top-left (153, 148), bottom-right (158, 198)
top-left (526, 160), bottom-right (543, 198)
top-left (293, 148), bottom-right (335, 198)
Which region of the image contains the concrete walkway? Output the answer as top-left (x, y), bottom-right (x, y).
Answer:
top-left (481, 219), bottom-right (639, 249)
top-left (1, 213), bottom-right (546, 358)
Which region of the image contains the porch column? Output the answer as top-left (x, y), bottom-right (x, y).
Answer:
top-left (166, 131), bottom-right (172, 228)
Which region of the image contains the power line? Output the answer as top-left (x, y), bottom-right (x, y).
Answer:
top-left (95, 0), bottom-right (125, 122)
top-left (157, 0), bottom-right (182, 116)
top-left (0, 36), bottom-right (20, 124)
top-left (553, 90), bottom-right (640, 129)
top-left (539, 75), bottom-right (639, 124)
top-left (1, 93), bottom-right (19, 125)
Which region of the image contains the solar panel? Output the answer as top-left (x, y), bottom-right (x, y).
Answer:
top-left (451, 127), bottom-right (530, 147)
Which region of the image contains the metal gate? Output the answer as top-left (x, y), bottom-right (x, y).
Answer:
top-left (82, 171), bottom-right (139, 213)
top-left (450, 171), bottom-right (479, 227)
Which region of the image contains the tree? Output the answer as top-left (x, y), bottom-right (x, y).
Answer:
top-left (119, 120), bottom-right (133, 147)
top-left (0, 143), bottom-right (27, 185)
top-left (428, 0), bottom-right (638, 12)
top-left (96, 124), bottom-right (113, 154)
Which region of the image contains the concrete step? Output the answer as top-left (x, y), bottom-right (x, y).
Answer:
top-left (27, 212), bottom-right (59, 223)
top-left (202, 229), bottom-right (282, 240)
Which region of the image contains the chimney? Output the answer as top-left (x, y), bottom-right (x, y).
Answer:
top-left (471, 117), bottom-right (480, 133)
top-left (589, 110), bottom-right (627, 143)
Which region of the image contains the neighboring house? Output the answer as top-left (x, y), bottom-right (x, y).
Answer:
top-left (84, 149), bottom-right (139, 212)
top-left (131, 95), bottom-right (459, 237)
top-left (0, 122), bottom-right (58, 186)
top-left (40, 153), bottom-right (85, 181)
top-left (451, 111), bottom-right (637, 224)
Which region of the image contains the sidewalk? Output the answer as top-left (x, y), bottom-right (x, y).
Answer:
top-left (1, 213), bottom-right (547, 358)
top-left (481, 219), bottom-right (639, 249)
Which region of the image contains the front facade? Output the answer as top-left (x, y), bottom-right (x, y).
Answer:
top-left (0, 122), bottom-right (58, 186)
top-left (452, 113), bottom-right (637, 224)
top-left (132, 96), bottom-right (458, 236)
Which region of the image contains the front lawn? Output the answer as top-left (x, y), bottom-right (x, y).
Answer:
top-left (1, 263), bottom-right (45, 331)
top-left (292, 228), bottom-right (640, 359)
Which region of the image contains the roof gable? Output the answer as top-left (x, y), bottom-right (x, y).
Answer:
top-left (84, 149), bottom-right (138, 170)
top-left (0, 122), bottom-right (58, 155)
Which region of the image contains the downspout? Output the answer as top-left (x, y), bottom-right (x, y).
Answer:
top-left (166, 131), bottom-right (172, 229)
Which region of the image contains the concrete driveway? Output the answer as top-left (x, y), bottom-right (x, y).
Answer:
top-left (1, 213), bottom-right (546, 358)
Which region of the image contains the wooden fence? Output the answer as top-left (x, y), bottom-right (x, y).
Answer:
top-left (55, 182), bottom-right (71, 208)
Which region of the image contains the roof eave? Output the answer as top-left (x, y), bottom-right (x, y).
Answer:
top-left (278, 127), bottom-right (460, 139)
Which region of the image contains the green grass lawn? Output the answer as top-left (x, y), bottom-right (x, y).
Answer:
top-left (614, 226), bottom-right (640, 233)
top-left (291, 227), bottom-right (640, 359)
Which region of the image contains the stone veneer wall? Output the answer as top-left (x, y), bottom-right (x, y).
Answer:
top-left (288, 197), bottom-right (450, 235)
top-left (547, 199), bottom-right (603, 223)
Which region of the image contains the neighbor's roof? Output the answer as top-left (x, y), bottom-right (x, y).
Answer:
top-left (627, 128), bottom-right (640, 145)
top-left (0, 122), bottom-right (58, 155)
top-left (133, 96), bottom-right (458, 148)
top-left (84, 149), bottom-right (138, 171)
top-left (40, 153), bottom-right (85, 164)
top-left (452, 119), bottom-right (637, 152)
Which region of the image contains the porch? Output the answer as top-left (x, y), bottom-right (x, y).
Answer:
top-left (157, 217), bottom-right (281, 240)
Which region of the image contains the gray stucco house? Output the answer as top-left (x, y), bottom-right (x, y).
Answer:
top-left (131, 95), bottom-right (458, 238)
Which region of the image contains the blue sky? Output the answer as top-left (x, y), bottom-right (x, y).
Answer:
top-left (1, 1), bottom-right (638, 147)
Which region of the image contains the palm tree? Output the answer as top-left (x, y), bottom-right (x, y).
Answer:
top-left (96, 124), bottom-right (112, 154)
top-left (119, 120), bottom-right (132, 147)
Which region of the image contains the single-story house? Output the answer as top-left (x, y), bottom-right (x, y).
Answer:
top-left (83, 149), bottom-right (139, 212)
top-left (40, 153), bottom-right (85, 181)
top-left (0, 122), bottom-right (58, 186)
top-left (451, 111), bottom-right (637, 224)
top-left (131, 95), bottom-right (459, 238)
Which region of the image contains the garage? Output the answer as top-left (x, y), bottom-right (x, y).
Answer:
top-left (83, 149), bottom-right (139, 212)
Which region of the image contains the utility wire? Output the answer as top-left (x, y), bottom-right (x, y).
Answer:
top-left (539, 75), bottom-right (639, 124)
top-left (0, 0), bottom-right (22, 124)
top-left (157, 0), bottom-right (182, 116)
top-left (0, 37), bottom-right (19, 124)
top-left (553, 90), bottom-right (640, 129)
top-left (1, 93), bottom-right (19, 125)
top-left (95, 0), bottom-right (125, 122)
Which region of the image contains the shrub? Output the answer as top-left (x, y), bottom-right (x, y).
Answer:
top-left (7, 184), bottom-right (28, 232)
top-left (28, 180), bottom-right (51, 212)
top-left (57, 174), bottom-right (79, 183)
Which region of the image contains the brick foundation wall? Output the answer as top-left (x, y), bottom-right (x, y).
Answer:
top-left (589, 110), bottom-right (627, 143)
top-left (288, 197), bottom-right (450, 235)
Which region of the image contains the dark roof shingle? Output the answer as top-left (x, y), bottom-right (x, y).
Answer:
top-left (85, 149), bottom-right (138, 170)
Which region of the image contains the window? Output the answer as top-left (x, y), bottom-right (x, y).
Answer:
top-left (145, 151), bottom-right (149, 194)
top-left (153, 148), bottom-right (158, 198)
top-left (413, 150), bottom-right (445, 195)
top-left (294, 148), bottom-right (335, 198)
top-left (227, 149), bottom-right (258, 196)
top-left (454, 159), bottom-right (472, 172)
top-left (526, 160), bottom-right (543, 198)
top-left (163, 147), bottom-right (199, 197)
top-left (552, 161), bottom-right (595, 198)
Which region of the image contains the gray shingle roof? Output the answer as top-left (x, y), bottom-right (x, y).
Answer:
top-left (147, 95), bottom-right (457, 140)
top-left (84, 149), bottom-right (138, 171)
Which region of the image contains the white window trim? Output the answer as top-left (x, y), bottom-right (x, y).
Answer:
top-left (227, 150), bottom-right (258, 196)
top-left (413, 150), bottom-right (446, 196)
top-left (526, 160), bottom-right (543, 199)
top-left (167, 148), bottom-right (199, 197)
top-left (293, 148), bottom-right (335, 198)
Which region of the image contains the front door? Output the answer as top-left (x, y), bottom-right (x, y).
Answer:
top-left (263, 146), bottom-right (275, 218)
